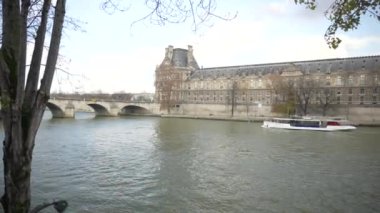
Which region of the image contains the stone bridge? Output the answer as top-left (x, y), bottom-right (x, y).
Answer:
top-left (47, 98), bottom-right (160, 118)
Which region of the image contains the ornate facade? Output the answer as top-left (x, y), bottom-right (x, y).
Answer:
top-left (155, 45), bottom-right (380, 120)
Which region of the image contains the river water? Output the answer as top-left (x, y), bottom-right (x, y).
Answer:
top-left (0, 113), bottom-right (380, 212)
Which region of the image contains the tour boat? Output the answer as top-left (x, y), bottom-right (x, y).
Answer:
top-left (262, 117), bottom-right (356, 131)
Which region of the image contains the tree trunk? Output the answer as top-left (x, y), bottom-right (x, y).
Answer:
top-left (1, 100), bottom-right (46, 213)
top-left (1, 115), bottom-right (33, 212)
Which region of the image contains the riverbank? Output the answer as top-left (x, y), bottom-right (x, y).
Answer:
top-left (160, 114), bottom-right (380, 127)
top-left (161, 114), bottom-right (269, 123)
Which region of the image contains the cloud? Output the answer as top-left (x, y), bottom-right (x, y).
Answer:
top-left (338, 35), bottom-right (380, 56)
top-left (53, 47), bottom-right (162, 93)
top-left (174, 19), bottom-right (266, 67)
top-left (266, 2), bottom-right (288, 16)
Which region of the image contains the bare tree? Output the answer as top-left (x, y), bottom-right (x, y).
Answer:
top-left (155, 64), bottom-right (182, 113)
top-left (103, 0), bottom-right (237, 31)
top-left (294, 76), bottom-right (318, 116)
top-left (242, 87), bottom-right (250, 119)
top-left (0, 0), bottom-right (66, 212)
top-left (230, 81), bottom-right (237, 117)
top-left (316, 87), bottom-right (335, 116)
top-left (267, 74), bottom-right (296, 116)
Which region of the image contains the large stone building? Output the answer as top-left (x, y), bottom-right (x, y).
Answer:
top-left (155, 45), bottom-right (380, 125)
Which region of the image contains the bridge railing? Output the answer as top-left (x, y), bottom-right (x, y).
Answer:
top-left (50, 96), bottom-right (155, 104)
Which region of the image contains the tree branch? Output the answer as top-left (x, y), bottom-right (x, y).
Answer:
top-left (39, 0), bottom-right (66, 96)
top-left (24, 0), bottom-right (51, 109)
top-left (105, 0), bottom-right (237, 32)
top-left (27, 0), bottom-right (66, 152)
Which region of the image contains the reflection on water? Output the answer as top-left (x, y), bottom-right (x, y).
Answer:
top-left (0, 113), bottom-right (379, 212)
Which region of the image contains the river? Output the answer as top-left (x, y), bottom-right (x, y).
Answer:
top-left (0, 112), bottom-right (379, 212)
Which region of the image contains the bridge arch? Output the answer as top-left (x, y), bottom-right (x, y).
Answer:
top-left (87, 103), bottom-right (112, 116)
top-left (119, 105), bottom-right (151, 115)
top-left (46, 102), bottom-right (66, 118)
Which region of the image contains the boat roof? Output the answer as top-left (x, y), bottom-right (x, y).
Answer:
top-left (270, 117), bottom-right (350, 122)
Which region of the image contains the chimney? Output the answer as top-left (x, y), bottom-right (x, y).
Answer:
top-left (187, 45), bottom-right (194, 65)
top-left (167, 45), bottom-right (174, 60)
top-left (188, 45), bottom-right (193, 53)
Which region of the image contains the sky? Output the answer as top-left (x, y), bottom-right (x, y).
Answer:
top-left (52, 0), bottom-right (380, 94)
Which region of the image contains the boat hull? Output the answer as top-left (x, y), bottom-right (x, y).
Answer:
top-left (262, 121), bottom-right (356, 131)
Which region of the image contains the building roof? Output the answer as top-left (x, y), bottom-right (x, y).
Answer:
top-left (190, 55), bottom-right (380, 79)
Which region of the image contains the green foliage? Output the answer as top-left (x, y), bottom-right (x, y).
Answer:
top-left (294, 0), bottom-right (317, 10)
top-left (296, 0), bottom-right (380, 48)
top-left (271, 102), bottom-right (296, 116)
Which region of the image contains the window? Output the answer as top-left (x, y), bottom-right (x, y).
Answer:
top-left (348, 75), bottom-right (354, 85)
top-left (348, 96), bottom-right (352, 104)
top-left (349, 88), bottom-right (353, 94)
top-left (336, 76), bottom-right (343, 86)
top-left (336, 96), bottom-right (340, 104)
top-left (373, 96), bottom-right (377, 104)
top-left (360, 74), bottom-right (366, 85)
top-left (360, 88), bottom-right (365, 95)
top-left (326, 76), bottom-right (331, 86)
top-left (360, 96), bottom-right (364, 104)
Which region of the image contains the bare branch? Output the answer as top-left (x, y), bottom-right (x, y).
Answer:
top-left (105, 0), bottom-right (237, 31)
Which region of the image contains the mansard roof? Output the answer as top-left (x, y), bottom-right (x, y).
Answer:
top-left (171, 48), bottom-right (189, 67)
top-left (190, 55), bottom-right (380, 79)
top-left (161, 45), bottom-right (199, 69)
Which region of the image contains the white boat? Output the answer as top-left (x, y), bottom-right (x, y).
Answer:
top-left (262, 117), bottom-right (356, 131)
